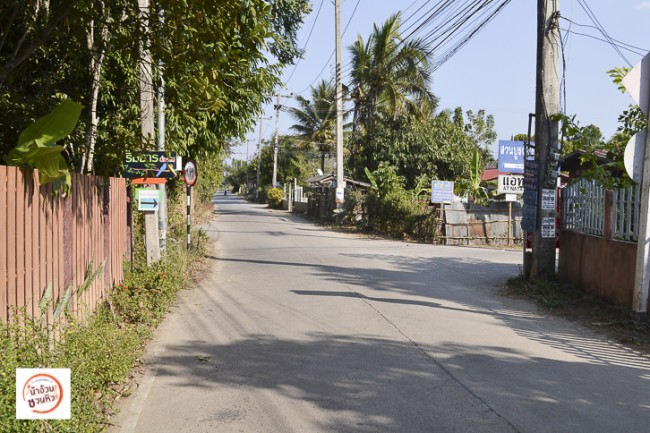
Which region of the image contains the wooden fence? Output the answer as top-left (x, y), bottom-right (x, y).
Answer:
top-left (0, 165), bottom-right (128, 324)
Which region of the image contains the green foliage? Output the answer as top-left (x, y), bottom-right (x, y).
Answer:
top-left (348, 112), bottom-right (486, 190)
top-left (363, 163), bottom-right (439, 240)
top-left (288, 80), bottom-right (340, 171)
top-left (0, 0), bottom-right (310, 180)
top-left (5, 100), bottom-right (83, 191)
top-left (455, 149), bottom-right (490, 205)
top-left (266, 187), bottom-right (285, 208)
top-left (554, 112), bottom-right (634, 189)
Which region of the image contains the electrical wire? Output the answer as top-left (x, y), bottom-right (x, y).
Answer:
top-left (284, 0), bottom-right (325, 85)
top-left (576, 0), bottom-right (631, 66)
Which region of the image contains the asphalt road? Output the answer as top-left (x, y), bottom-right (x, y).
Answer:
top-left (109, 194), bottom-right (650, 433)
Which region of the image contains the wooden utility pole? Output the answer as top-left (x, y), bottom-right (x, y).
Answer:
top-left (138, 0), bottom-right (159, 265)
top-left (532, 0), bottom-right (560, 279)
top-left (334, 0), bottom-right (345, 207)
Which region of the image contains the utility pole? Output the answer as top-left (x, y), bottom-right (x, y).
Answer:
top-left (272, 94), bottom-right (281, 188)
top-left (531, 0), bottom-right (561, 279)
top-left (272, 93), bottom-right (292, 188)
top-left (256, 117), bottom-right (271, 200)
top-left (334, 0), bottom-right (345, 207)
top-left (138, 0), bottom-right (159, 265)
top-left (156, 7), bottom-right (167, 256)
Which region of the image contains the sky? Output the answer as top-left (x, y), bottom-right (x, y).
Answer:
top-left (230, 0), bottom-right (650, 163)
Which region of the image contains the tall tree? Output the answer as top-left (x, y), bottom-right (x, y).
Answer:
top-left (287, 80), bottom-right (337, 172)
top-left (348, 12), bottom-right (437, 134)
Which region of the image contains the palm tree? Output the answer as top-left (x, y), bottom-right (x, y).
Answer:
top-left (287, 80), bottom-right (338, 172)
top-left (349, 12), bottom-right (437, 133)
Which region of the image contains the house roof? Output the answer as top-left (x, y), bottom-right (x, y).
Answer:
top-left (481, 168), bottom-right (500, 182)
top-left (306, 173), bottom-right (371, 188)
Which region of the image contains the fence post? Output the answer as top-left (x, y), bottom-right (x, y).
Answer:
top-left (604, 190), bottom-right (614, 240)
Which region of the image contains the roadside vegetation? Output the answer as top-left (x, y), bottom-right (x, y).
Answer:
top-left (0, 192), bottom-right (214, 433)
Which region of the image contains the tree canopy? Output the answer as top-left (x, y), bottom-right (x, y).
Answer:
top-left (0, 0), bottom-right (310, 177)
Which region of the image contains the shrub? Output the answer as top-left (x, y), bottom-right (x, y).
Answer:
top-left (266, 187), bottom-right (284, 208)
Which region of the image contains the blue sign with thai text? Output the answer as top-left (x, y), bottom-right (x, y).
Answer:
top-left (498, 140), bottom-right (528, 174)
top-left (431, 180), bottom-right (454, 204)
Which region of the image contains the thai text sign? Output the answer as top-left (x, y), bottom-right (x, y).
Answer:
top-left (497, 174), bottom-right (524, 194)
top-left (123, 151), bottom-right (178, 179)
top-left (431, 180), bottom-right (454, 203)
top-left (498, 140), bottom-right (527, 174)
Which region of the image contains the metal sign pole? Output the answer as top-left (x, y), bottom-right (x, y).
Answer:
top-left (187, 185), bottom-right (191, 250)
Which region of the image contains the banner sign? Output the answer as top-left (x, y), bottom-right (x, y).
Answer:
top-left (431, 180), bottom-right (454, 204)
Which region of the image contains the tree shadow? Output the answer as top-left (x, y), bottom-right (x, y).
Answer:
top-left (148, 333), bottom-right (650, 433)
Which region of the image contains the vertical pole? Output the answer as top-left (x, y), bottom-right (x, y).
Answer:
top-left (508, 201), bottom-right (512, 245)
top-left (334, 0), bottom-right (345, 207)
top-left (138, 0), bottom-right (159, 264)
top-left (633, 124), bottom-right (650, 321)
top-left (187, 185), bottom-right (191, 249)
top-left (273, 94), bottom-right (281, 188)
top-left (156, 8), bottom-right (167, 256)
top-left (256, 119), bottom-right (264, 200)
top-left (532, 0), bottom-right (560, 278)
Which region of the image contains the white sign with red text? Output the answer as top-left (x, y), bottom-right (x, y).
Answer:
top-left (16, 368), bottom-right (71, 419)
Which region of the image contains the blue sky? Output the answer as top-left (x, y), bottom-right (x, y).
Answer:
top-left (232, 0), bottom-right (650, 162)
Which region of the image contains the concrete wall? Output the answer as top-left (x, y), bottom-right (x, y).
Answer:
top-left (558, 189), bottom-right (649, 311)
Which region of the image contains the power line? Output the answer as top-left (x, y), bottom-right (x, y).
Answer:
top-left (284, 0), bottom-right (325, 85)
top-left (576, 0), bottom-right (631, 66)
top-left (294, 0), bottom-right (362, 94)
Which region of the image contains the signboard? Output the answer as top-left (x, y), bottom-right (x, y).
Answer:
top-left (136, 188), bottom-right (161, 211)
top-left (521, 205), bottom-right (537, 232)
top-left (497, 174), bottom-right (524, 194)
top-left (431, 180), bottom-right (454, 204)
top-left (183, 160), bottom-right (198, 186)
top-left (541, 216), bottom-right (556, 238)
top-left (541, 189), bottom-right (556, 211)
top-left (123, 151), bottom-right (178, 179)
top-left (498, 140), bottom-right (526, 173)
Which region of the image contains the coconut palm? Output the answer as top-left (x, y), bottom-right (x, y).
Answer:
top-left (287, 80), bottom-right (338, 172)
top-left (349, 12), bottom-right (437, 133)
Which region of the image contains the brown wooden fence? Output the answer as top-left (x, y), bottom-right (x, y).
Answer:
top-left (0, 165), bottom-right (128, 324)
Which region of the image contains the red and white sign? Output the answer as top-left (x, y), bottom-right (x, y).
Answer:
top-left (16, 369), bottom-right (71, 419)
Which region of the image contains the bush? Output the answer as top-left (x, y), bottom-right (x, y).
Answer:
top-left (266, 187), bottom-right (284, 208)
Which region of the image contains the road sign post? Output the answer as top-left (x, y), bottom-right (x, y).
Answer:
top-left (183, 160), bottom-right (198, 249)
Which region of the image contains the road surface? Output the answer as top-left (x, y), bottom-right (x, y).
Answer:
top-left (110, 194), bottom-right (650, 433)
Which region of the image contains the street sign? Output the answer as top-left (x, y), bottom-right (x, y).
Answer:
top-left (123, 151), bottom-right (178, 179)
top-left (497, 174), bottom-right (524, 194)
top-left (497, 140), bottom-right (526, 173)
top-left (183, 160), bottom-right (198, 186)
top-left (431, 180), bottom-right (454, 203)
top-left (521, 205), bottom-right (537, 232)
top-left (137, 188), bottom-right (161, 211)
